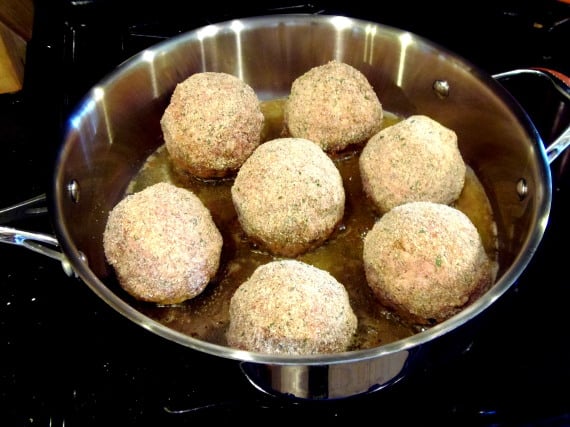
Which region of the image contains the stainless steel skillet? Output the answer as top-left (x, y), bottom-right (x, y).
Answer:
top-left (1, 14), bottom-right (569, 400)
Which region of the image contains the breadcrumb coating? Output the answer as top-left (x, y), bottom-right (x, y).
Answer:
top-left (285, 60), bottom-right (383, 152)
top-left (363, 201), bottom-right (494, 325)
top-left (231, 137), bottom-right (345, 257)
top-left (103, 182), bottom-right (223, 304)
top-left (360, 115), bottom-right (466, 213)
top-left (161, 72), bottom-right (264, 179)
top-left (226, 259), bottom-right (357, 355)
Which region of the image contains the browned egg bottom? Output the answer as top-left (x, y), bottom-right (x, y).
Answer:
top-left (124, 99), bottom-right (498, 351)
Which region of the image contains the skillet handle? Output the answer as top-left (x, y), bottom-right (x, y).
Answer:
top-left (493, 67), bottom-right (570, 164)
top-left (0, 194), bottom-right (75, 276)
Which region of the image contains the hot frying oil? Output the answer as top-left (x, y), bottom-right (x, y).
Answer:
top-left (125, 99), bottom-right (499, 350)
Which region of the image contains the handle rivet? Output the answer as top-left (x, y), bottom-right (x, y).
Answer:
top-left (67, 180), bottom-right (80, 204)
top-left (516, 178), bottom-right (528, 200)
top-left (433, 80), bottom-right (450, 99)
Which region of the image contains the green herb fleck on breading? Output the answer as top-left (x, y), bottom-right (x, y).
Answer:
top-left (435, 255), bottom-right (443, 267)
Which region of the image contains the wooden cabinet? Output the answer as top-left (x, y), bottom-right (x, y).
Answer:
top-left (0, 0), bottom-right (34, 94)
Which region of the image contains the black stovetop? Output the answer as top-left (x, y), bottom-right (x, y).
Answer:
top-left (2, 1), bottom-right (570, 425)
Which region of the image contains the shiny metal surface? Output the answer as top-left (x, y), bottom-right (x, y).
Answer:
top-left (494, 68), bottom-right (570, 163)
top-left (12, 14), bottom-right (558, 399)
top-left (240, 349), bottom-right (412, 399)
top-left (0, 194), bottom-right (67, 269)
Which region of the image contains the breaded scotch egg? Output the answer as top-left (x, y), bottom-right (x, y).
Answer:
top-left (103, 182), bottom-right (223, 305)
top-left (231, 137), bottom-right (345, 257)
top-left (362, 201), bottom-right (495, 325)
top-left (226, 259), bottom-right (357, 355)
top-left (160, 72), bottom-right (264, 179)
top-left (360, 114), bottom-right (466, 213)
top-left (284, 60), bottom-right (383, 153)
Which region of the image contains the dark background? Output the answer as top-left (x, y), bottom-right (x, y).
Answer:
top-left (1, 0), bottom-right (569, 425)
